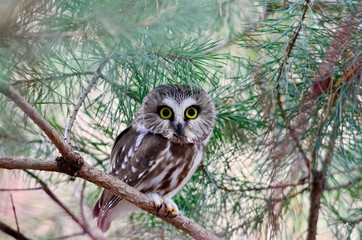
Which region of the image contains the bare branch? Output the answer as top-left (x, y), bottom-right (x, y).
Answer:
top-left (64, 60), bottom-right (108, 146)
top-left (0, 187), bottom-right (42, 192)
top-left (46, 232), bottom-right (85, 240)
top-left (9, 193), bottom-right (21, 240)
top-left (0, 157), bottom-right (221, 240)
top-left (0, 220), bottom-right (31, 240)
top-left (325, 176), bottom-right (362, 191)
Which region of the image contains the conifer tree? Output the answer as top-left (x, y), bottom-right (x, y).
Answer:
top-left (0, 0), bottom-right (361, 239)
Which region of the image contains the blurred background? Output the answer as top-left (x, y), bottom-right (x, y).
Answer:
top-left (0, 0), bottom-right (361, 239)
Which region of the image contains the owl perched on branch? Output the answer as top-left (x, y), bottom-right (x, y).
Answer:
top-left (92, 84), bottom-right (216, 232)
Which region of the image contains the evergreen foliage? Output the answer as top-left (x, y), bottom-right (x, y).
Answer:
top-left (0, 0), bottom-right (361, 239)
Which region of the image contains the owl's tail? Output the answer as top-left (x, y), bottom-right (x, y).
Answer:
top-left (92, 197), bottom-right (140, 232)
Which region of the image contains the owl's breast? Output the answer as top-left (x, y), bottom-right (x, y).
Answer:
top-left (137, 142), bottom-right (206, 197)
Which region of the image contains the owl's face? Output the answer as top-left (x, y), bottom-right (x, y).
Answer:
top-left (135, 84), bottom-right (215, 144)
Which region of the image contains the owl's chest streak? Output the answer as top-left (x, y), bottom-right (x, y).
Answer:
top-left (138, 142), bottom-right (203, 196)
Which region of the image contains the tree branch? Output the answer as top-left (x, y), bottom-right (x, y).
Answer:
top-left (0, 187), bottom-right (42, 192)
top-left (0, 220), bottom-right (30, 240)
top-left (64, 61), bottom-right (108, 145)
top-left (9, 193), bottom-right (21, 240)
top-left (0, 157), bottom-right (221, 240)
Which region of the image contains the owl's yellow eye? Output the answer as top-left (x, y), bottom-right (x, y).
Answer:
top-left (185, 106), bottom-right (198, 119)
top-left (159, 106), bottom-right (173, 119)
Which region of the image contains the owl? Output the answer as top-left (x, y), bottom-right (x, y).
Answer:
top-left (92, 84), bottom-right (216, 232)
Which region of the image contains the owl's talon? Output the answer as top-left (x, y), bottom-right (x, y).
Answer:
top-left (147, 193), bottom-right (164, 212)
top-left (162, 198), bottom-right (179, 218)
top-left (156, 203), bottom-right (163, 212)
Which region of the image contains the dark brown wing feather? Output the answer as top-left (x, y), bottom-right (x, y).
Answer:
top-left (92, 126), bottom-right (168, 231)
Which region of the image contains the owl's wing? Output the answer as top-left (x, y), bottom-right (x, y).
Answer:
top-left (92, 126), bottom-right (168, 232)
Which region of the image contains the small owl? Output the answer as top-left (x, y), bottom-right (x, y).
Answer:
top-left (92, 84), bottom-right (215, 232)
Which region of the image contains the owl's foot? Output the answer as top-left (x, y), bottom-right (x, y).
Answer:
top-left (147, 193), bottom-right (179, 218)
top-left (147, 192), bottom-right (164, 212)
top-left (163, 198), bottom-right (179, 218)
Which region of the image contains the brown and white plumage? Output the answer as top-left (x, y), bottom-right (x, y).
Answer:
top-left (92, 84), bottom-right (215, 232)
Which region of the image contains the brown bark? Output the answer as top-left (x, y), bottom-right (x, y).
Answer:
top-left (0, 157), bottom-right (221, 240)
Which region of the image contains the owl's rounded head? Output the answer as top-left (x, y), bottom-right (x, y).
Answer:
top-left (134, 84), bottom-right (215, 144)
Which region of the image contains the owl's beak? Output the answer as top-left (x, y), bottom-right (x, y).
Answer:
top-left (174, 122), bottom-right (184, 136)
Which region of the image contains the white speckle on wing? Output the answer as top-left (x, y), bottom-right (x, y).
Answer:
top-left (135, 132), bottom-right (146, 149)
top-left (124, 156), bottom-right (129, 163)
top-left (138, 170), bottom-right (146, 179)
top-left (131, 166), bottom-right (137, 173)
top-left (135, 158), bottom-right (140, 163)
top-left (121, 162), bottom-right (126, 169)
top-left (128, 146), bottom-right (133, 158)
top-left (115, 169), bottom-right (119, 174)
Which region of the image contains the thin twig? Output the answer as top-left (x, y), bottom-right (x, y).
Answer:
top-left (14, 30), bottom-right (88, 40)
top-left (271, 187), bottom-right (309, 202)
top-left (274, 0), bottom-right (312, 169)
top-left (325, 177), bottom-right (362, 191)
top-left (200, 164), bottom-right (308, 192)
top-left (0, 220), bottom-right (30, 240)
top-left (0, 157), bottom-right (222, 240)
top-left (46, 232), bottom-right (85, 240)
top-left (0, 187), bottom-right (42, 192)
top-left (24, 170), bottom-right (99, 240)
top-left (11, 72), bottom-right (95, 86)
top-left (10, 193), bottom-right (21, 240)
top-left (64, 60), bottom-right (108, 146)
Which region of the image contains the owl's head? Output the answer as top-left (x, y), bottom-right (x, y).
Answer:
top-left (134, 84), bottom-right (216, 144)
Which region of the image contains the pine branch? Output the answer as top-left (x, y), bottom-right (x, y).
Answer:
top-left (304, 12), bottom-right (360, 240)
top-left (0, 80), bottom-right (221, 239)
top-left (0, 157), bottom-right (221, 240)
top-left (274, 0), bottom-right (312, 169)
